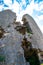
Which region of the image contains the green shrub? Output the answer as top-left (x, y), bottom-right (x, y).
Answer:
top-left (0, 55), bottom-right (5, 62)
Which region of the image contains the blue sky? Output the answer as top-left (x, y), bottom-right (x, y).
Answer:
top-left (0, 0), bottom-right (43, 33)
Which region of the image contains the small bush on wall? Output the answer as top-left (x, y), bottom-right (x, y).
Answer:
top-left (0, 55), bottom-right (5, 62)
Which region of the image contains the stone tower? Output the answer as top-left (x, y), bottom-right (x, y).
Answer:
top-left (22, 14), bottom-right (43, 51)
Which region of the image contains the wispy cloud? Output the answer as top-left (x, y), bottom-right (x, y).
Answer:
top-left (12, 0), bottom-right (20, 15)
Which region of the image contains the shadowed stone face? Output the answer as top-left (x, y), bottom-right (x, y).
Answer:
top-left (0, 26), bottom-right (5, 38)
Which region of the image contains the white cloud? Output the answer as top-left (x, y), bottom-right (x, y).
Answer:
top-left (12, 2), bottom-right (19, 13)
top-left (39, 2), bottom-right (43, 11)
top-left (0, 5), bottom-right (3, 11)
top-left (31, 1), bottom-right (43, 11)
top-left (22, 0), bottom-right (26, 5)
top-left (4, 0), bottom-right (12, 6)
top-left (12, 1), bottom-right (20, 16)
top-left (38, 15), bottom-right (43, 20)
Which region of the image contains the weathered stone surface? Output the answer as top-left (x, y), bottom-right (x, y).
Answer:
top-left (0, 10), bottom-right (27, 65)
top-left (0, 10), bottom-right (43, 65)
